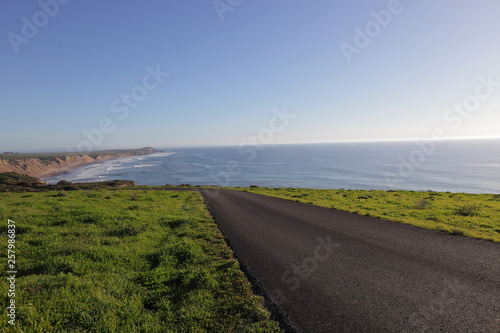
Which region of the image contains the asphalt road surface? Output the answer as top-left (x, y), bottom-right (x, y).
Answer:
top-left (194, 189), bottom-right (500, 333)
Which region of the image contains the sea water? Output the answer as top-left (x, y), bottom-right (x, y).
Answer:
top-left (41, 139), bottom-right (500, 194)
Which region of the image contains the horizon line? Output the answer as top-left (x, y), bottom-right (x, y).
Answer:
top-left (3, 136), bottom-right (500, 154)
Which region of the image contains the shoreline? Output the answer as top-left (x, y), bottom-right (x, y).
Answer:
top-left (39, 151), bottom-right (170, 180)
top-left (38, 155), bottom-right (138, 179)
top-left (38, 160), bottom-right (106, 178)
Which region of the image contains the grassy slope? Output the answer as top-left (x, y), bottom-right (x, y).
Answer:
top-left (233, 187), bottom-right (500, 242)
top-left (0, 190), bottom-right (282, 332)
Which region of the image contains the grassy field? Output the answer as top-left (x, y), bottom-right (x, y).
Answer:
top-left (2, 182), bottom-right (498, 331)
top-left (233, 187), bottom-right (500, 242)
top-left (0, 189), bottom-right (282, 332)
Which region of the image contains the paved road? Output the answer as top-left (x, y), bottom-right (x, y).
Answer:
top-left (194, 189), bottom-right (500, 333)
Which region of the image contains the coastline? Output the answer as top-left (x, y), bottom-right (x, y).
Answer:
top-left (0, 147), bottom-right (159, 179)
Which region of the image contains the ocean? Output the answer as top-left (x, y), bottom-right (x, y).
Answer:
top-left (41, 139), bottom-right (500, 194)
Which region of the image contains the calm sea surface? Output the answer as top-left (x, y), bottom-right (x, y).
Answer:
top-left (42, 140), bottom-right (500, 194)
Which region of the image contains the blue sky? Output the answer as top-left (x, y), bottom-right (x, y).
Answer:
top-left (1, 0), bottom-right (499, 152)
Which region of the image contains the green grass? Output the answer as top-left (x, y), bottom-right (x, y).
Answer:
top-left (3, 182), bottom-right (497, 331)
top-left (233, 187), bottom-right (500, 242)
top-left (0, 190), bottom-right (282, 332)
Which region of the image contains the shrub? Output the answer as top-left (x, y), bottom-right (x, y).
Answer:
top-left (415, 198), bottom-right (432, 209)
top-left (451, 228), bottom-right (465, 236)
top-left (454, 203), bottom-right (481, 217)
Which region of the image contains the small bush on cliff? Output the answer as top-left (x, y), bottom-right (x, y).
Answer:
top-left (0, 172), bottom-right (44, 185)
top-left (0, 172), bottom-right (46, 192)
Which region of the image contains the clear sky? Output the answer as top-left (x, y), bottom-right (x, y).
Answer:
top-left (1, 0), bottom-right (499, 152)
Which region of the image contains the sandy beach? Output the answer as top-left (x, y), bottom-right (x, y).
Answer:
top-left (38, 162), bottom-right (97, 178)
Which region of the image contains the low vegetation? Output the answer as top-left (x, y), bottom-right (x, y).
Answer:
top-left (0, 173), bottom-right (47, 191)
top-left (0, 172), bottom-right (137, 193)
top-left (0, 190), bottom-right (282, 332)
top-left (236, 187), bottom-right (500, 242)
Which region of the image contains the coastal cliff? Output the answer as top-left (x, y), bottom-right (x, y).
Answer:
top-left (0, 147), bottom-right (157, 178)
